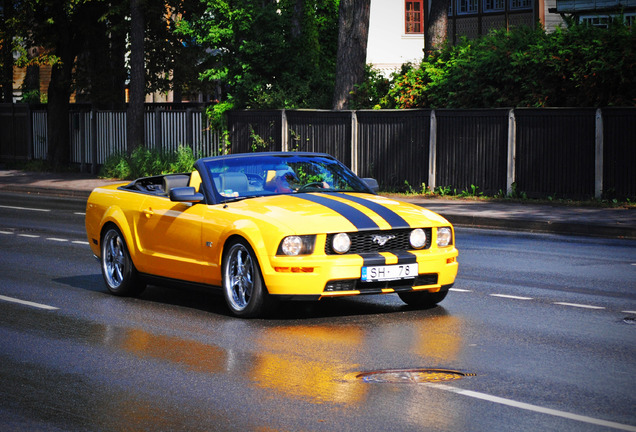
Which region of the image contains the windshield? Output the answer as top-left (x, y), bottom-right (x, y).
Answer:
top-left (202, 154), bottom-right (371, 202)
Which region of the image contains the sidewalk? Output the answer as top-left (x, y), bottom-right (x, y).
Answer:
top-left (0, 170), bottom-right (634, 239)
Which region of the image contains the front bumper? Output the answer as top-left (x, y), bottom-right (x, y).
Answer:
top-left (260, 247), bottom-right (458, 298)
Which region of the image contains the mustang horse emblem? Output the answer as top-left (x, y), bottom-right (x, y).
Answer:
top-left (372, 234), bottom-right (396, 246)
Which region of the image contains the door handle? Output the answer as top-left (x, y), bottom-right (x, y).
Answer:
top-left (143, 208), bottom-right (154, 218)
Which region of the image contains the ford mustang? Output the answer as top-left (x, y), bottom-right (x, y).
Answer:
top-left (85, 152), bottom-right (458, 317)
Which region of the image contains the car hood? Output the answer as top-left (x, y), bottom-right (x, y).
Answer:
top-left (217, 192), bottom-right (450, 234)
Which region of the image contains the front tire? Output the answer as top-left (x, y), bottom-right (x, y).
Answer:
top-left (398, 288), bottom-right (449, 308)
top-left (101, 227), bottom-right (144, 296)
top-left (222, 239), bottom-right (274, 318)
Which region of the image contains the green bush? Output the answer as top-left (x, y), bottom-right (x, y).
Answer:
top-left (366, 22), bottom-right (635, 109)
top-left (100, 145), bottom-right (198, 180)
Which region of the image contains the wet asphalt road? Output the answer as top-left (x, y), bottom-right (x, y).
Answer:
top-left (1, 193), bottom-right (635, 432)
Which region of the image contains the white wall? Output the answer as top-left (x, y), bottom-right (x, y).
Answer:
top-left (366, 0), bottom-right (425, 76)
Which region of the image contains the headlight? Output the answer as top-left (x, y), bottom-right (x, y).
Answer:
top-left (332, 233), bottom-right (351, 254)
top-left (409, 228), bottom-right (427, 249)
top-left (437, 227), bottom-right (452, 247)
top-left (278, 235), bottom-right (316, 256)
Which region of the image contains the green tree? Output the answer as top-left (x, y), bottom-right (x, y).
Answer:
top-left (11, 0), bottom-right (211, 165)
top-left (17, 0), bottom-right (86, 167)
top-left (176, 0), bottom-right (339, 119)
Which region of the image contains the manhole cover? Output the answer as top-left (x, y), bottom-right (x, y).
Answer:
top-left (356, 368), bottom-right (474, 384)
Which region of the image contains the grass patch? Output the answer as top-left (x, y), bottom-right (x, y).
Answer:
top-left (100, 145), bottom-right (198, 180)
top-left (388, 181), bottom-right (634, 208)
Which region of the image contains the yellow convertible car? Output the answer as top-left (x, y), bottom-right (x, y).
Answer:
top-left (85, 152), bottom-right (458, 317)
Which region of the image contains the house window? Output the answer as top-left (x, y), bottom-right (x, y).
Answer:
top-left (510, 0), bottom-right (531, 10)
top-left (580, 15), bottom-right (611, 28)
top-left (580, 13), bottom-right (635, 28)
top-left (484, 0), bottom-right (505, 12)
top-left (457, 0), bottom-right (478, 14)
top-left (405, 0), bottom-right (424, 34)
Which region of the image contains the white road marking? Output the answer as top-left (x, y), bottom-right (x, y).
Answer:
top-left (0, 295), bottom-right (58, 311)
top-left (490, 293), bottom-right (533, 300)
top-left (553, 302), bottom-right (605, 310)
top-left (622, 310), bottom-right (636, 314)
top-left (427, 383), bottom-right (636, 432)
top-left (74, 212), bottom-right (86, 216)
top-left (0, 204), bottom-right (50, 212)
top-left (1, 232), bottom-right (90, 245)
top-left (449, 288), bottom-right (472, 292)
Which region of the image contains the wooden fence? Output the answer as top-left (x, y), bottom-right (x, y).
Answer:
top-left (1, 104), bottom-right (634, 199)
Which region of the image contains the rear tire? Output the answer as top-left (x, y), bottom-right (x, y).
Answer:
top-left (222, 239), bottom-right (275, 318)
top-left (101, 227), bottom-right (144, 296)
top-left (398, 288), bottom-right (449, 308)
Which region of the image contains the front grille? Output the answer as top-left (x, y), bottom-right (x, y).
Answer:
top-left (324, 273), bottom-right (438, 293)
top-left (325, 228), bottom-right (432, 255)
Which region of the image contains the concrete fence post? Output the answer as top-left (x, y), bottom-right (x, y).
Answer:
top-left (281, 109), bottom-right (288, 152)
top-left (154, 107), bottom-right (163, 150)
top-left (186, 108), bottom-right (193, 147)
top-left (428, 110), bottom-right (437, 191)
top-left (595, 109), bottom-right (603, 199)
top-left (507, 109), bottom-right (517, 196)
top-left (351, 111), bottom-right (358, 175)
top-left (26, 105), bottom-right (33, 160)
top-left (90, 110), bottom-right (98, 174)
top-left (80, 112), bottom-right (86, 173)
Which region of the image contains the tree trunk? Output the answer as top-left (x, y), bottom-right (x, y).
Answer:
top-left (332, 0), bottom-right (370, 110)
top-left (46, 38), bottom-right (75, 167)
top-left (127, 0), bottom-right (145, 153)
top-left (425, 0), bottom-right (450, 57)
top-left (291, 0), bottom-right (304, 39)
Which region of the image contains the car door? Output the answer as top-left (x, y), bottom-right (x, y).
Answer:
top-left (134, 194), bottom-right (206, 283)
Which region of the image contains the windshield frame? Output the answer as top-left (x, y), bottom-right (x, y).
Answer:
top-left (196, 152), bottom-right (373, 204)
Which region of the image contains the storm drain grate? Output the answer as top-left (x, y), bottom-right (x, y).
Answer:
top-left (356, 368), bottom-right (475, 384)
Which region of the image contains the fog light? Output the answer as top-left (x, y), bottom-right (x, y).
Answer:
top-left (437, 227), bottom-right (452, 247)
top-left (409, 228), bottom-right (427, 249)
top-left (332, 233), bottom-right (351, 254)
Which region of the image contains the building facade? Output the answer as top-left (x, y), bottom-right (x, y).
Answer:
top-left (367, 0), bottom-right (563, 75)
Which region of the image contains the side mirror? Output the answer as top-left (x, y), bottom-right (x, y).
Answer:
top-left (170, 187), bottom-right (204, 203)
top-left (362, 178), bottom-right (379, 194)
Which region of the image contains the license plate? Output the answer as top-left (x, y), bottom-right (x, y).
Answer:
top-left (361, 263), bottom-right (418, 282)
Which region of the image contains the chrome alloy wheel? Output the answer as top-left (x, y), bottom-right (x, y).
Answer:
top-left (224, 243), bottom-right (255, 312)
top-left (100, 227), bottom-right (142, 296)
top-left (103, 229), bottom-right (127, 289)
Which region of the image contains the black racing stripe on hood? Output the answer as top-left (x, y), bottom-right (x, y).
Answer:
top-left (295, 194), bottom-right (379, 230)
top-left (330, 193), bottom-right (411, 229)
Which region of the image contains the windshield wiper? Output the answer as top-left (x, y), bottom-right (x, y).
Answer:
top-left (220, 196), bottom-right (249, 203)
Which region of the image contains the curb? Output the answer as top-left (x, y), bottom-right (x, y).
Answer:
top-left (441, 214), bottom-right (636, 240)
